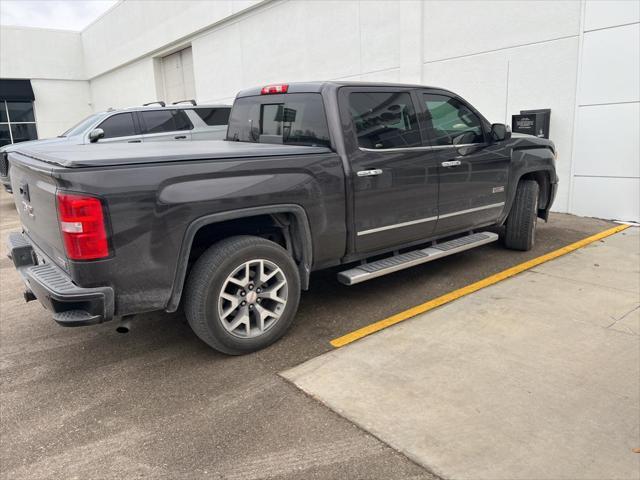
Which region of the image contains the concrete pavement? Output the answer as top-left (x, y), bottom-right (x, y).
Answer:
top-left (0, 184), bottom-right (629, 479)
top-left (284, 227), bottom-right (640, 480)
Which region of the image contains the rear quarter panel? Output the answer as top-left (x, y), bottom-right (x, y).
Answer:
top-left (53, 152), bottom-right (346, 315)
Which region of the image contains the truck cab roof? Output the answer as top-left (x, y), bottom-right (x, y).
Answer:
top-left (236, 81), bottom-right (455, 98)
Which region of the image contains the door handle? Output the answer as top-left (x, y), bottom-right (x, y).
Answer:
top-left (441, 160), bottom-right (461, 167)
top-left (357, 169), bottom-right (383, 177)
top-left (174, 135), bottom-right (187, 140)
top-left (128, 139), bottom-right (141, 143)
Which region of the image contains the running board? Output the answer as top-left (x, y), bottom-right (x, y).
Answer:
top-left (337, 231), bottom-right (499, 285)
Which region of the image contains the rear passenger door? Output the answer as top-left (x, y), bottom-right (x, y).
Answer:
top-left (340, 87), bottom-right (439, 254)
top-left (139, 109), bottom-right (193, 142)
top-left (94, 112), bottom-right (143, 143)
top-left (420, 91), bottom-right (510, 236)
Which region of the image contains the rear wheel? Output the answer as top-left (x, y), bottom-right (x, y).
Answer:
top-left (184, 235), bottom-right (301, 355)
top-left (504, 180), bottom-right (539, 251)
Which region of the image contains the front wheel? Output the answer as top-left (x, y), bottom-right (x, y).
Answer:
top-left (504, 180), bottom-right (539, 251)
top-left (184, 235), bottom-right (301, 355)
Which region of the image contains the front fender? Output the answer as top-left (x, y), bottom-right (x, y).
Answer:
top-left (498, 147), bottom-right (557, 225)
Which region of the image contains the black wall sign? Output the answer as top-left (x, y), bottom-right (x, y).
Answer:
top-left (512, 109), bottom-right (551, 139)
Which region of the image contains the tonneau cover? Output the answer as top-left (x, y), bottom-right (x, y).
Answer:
top-left (11, 140), bottom-right (332, 168)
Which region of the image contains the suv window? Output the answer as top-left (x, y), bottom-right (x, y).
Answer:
top-left (141, 110), bottom-right (192, 134)
top-left (97, 113), bottom-right (137, 139)
top-left (226, 94), bottom-right (330, 147)
top-left (193, 107), bottom-right (230, 126)
top-left (348, 91), bottom-right (421, 149)
top-left (423, 94), bottom-right (484, 146)
top-left (61, 113), bottom-right (101, 137)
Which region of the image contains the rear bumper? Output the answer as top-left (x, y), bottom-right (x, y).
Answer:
top-left (7, 231), bottom-right (114, 327)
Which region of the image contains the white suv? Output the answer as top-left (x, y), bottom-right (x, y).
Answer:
top-left (1, 102), bottom-right (231, 191)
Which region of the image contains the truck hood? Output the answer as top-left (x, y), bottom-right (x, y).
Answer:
top-left (510, 132), bottom-right (555, 151)
top-left (10, 140), bottom-right (332, 168)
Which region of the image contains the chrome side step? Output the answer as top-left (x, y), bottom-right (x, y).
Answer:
top-left (337, 231), bottom-right (499, 285)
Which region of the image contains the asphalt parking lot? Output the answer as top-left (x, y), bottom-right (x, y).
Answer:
top-left (0, 188), bottom-right (618, 479)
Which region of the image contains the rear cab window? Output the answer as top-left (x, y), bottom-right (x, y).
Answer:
top-left (226, 94), bottom-right (331, 147)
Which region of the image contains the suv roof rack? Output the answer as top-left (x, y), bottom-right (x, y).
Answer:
top-left (171, 99), bottom-right (197, 106)
top-left (143, 101), bottom-right (166, 107)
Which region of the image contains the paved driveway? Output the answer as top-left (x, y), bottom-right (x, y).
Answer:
top-left (0, 189), bottom-right (618, 479)
top-left (286, 228), bottom-right (640, 480)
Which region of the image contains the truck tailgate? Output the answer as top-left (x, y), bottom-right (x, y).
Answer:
top-left (8, 152), bottom-right (68, 270)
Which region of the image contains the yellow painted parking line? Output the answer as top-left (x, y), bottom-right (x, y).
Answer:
top-left (330, 224), bottom-right (630, 348)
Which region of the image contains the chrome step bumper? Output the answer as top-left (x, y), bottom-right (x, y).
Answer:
top-left (338, 231), bottom-right (499, 285)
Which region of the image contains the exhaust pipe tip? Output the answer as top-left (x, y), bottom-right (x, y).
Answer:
top-left (116, 317), bottom-right (132, 334)
top-left (23, 289), bottom-right (36, 303)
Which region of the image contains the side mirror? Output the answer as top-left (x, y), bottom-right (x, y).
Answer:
top-left (89, 128), bottom-right (105, 143)
top-left (490, 123), bottom-right (511, 142)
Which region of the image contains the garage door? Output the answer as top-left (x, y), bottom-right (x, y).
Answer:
top-left (161, 47), bottom-right (196, 104)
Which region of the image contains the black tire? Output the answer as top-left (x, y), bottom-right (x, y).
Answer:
top-left (184, 235), bottom-right (301, 355)
top-left (504, 180), bottom-right (539, 251)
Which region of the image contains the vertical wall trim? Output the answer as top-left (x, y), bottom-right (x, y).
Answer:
top-left (504, 60), bottom-right (510, 124)
top-left (567, 0), bottom-right (587, 213)
top-left (152, 57), bottom-right (165, 103)
top-left (357, 0), bottom-right (363, 77)
top-left (420, 0), bottom-right (425, 84)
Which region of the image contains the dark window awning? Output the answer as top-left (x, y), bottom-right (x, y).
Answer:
top-left (0, 79), bottom-right (35, 101)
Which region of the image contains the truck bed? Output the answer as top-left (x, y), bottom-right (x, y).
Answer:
top-left (12, 140), bottom-right (332, 168)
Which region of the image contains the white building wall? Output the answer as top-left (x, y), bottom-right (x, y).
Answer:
top-left (0, 26), bottom-right (91, 138)
top-left (89, 58), bottom-right (158, 111)
top-left (0, 26), bottom-right (85, 80)
top-left (191, 1), bottom-right (426, 104)
top-left (80, 0), bottom-right (262, 79)
top-left (30, 80), bottom-right (92, 138)
top-left (1, 0), bottom-right (638, 220)
top-left (570, 1), bottom-right (640, 222)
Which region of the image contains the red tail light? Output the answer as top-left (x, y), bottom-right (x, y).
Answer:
top-left (56, 193), bottom-right (109, 260)
top-left (261, 84), bottom-right (289, 95)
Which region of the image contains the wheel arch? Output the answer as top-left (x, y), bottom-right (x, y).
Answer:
top-left (166, 204), bottom-right (313, 312)
top-left (500, 165), bottom-right (556, 225)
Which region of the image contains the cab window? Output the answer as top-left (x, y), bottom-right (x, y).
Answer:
top-left (97, 113), bottom-right (137, 139)
top-left (422, 94), bottom-right (484, 146)
top-left (226, 94), bottom-right (330, 147)
top-left (348, 91), bottom-right (420, 149)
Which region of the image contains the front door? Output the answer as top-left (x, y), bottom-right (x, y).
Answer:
top-left (341, 88), bottom-right (439, 253)
top-left (420, 92), bottom-right (510, 235)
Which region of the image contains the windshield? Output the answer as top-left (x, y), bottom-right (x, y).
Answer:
top-left (59, 113), bottom-right (102, 137)
top-left (226, 94), bottom-right (331, 147)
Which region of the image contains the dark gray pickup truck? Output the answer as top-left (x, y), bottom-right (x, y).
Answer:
top-left (7, 82), bottom-right (557, 354)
